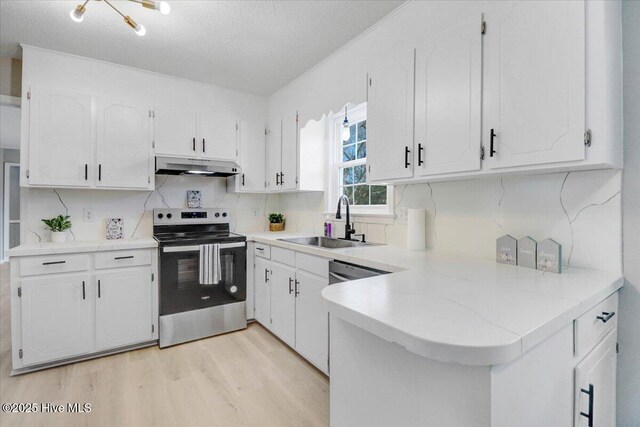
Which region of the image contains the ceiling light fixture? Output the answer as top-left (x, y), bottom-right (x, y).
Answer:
top-left (341, 107), bottom-right (351, 141)
top-left (69, 0), bottom-right (170, 36)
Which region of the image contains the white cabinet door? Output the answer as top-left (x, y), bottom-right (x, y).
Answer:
top-left (238, 119), bottom-right (266, 192)
top-left (484, 0), bottom-right (585, 169)
top-left (254, 256), bottom-right (271, 327)
top-left (96, 267), bottom-right (153, 351)
top-left (367, 50), bottom-right (415, 182)
top-left (153, 106), bottom-right (198, 158)
top-left (294, 270), bottom-right (329, 373)
top-left (20, 273), bottom-right (93, 366)
top-left (280, 110), bottom-right (298, 191)
top-left (269, 262), bottom-right (296, 346)
top-left (267, 120), bottom-right (282, 191)
top-left (198, 110), bottom-right (239, 161)
top-left (27, 87), bottom-right (93, 187)
top-left (415, 18), bottom-right (482, 176)
top-left (96, 97), bottom-right (152, 189)
top-left (574, 330), bottom-right (617, 427)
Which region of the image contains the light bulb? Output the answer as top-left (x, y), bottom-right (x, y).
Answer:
top-left (342, 124), bottom-right (351, 141)
top-left (70, 5), bottom-right (85, 22)
top-left (157, 1), bottom-right (171, 15)
top-left (135, 23), bottom-right (146, 36)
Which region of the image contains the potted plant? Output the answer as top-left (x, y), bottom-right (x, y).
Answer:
top-left (42, 215), bottom-right (72, 243)
top-left (268, 213), bottom-right (285, 232)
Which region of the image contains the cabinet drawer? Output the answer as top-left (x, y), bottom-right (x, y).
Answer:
top-left (574, 292), bottom-right (618, 357)
top-left (19, 254), bottom-right (90, 277)
top-left (296, 253), bottom-right (328, 278)
top-left (95, 250), bottom-right (152, 270)
top-left (254, 243), bottom-right (271, 259)
top-left (272, 247), bottom-right (295, 266)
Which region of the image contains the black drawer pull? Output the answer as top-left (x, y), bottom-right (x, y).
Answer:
top-left (265, 268), bottom-right (269, 283)
top-left (43, 260), bottom-right (66, 265)
top-left (82, 281), bottom-right (86, 300)
top-left (202, 138), bottom-right (206, 153)
top-left (98, 164), bottom-right (102, 181)
top-left (596, 311), bottom-right (615, 323)
top-left (242, 173), bottom-right (245, 186)
top-left (288, 277), bottom-right (293, 294)
top-left (114, 255), bottom-right (134, 260)
top-left (256, 247), bottom-right (264, 251)
top-left (85, 164), bottom-right (88, 180)
top-left (490, 129), bottom-right (497, 157)
top-left (192, 137), bottom-right (196, 151)
top-left (98, 279), bottom-right (101, 298)
top-left (580, 384), bottom-right (594, 427)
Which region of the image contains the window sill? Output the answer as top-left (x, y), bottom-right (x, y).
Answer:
top-left (322, 212), bottom-right (396, 225)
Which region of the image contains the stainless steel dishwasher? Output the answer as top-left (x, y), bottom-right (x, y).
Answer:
top-left (328, 260), bottom-right (390, 284)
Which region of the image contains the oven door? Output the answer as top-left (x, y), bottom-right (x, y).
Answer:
top-left (159, 242), bottom-right (246, 316)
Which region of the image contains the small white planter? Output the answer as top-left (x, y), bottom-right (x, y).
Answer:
top-left (51, 231), bottom-right (68, 243)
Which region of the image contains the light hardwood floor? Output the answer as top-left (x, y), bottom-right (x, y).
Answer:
top-left (0, 263), bottom-right (329, 427)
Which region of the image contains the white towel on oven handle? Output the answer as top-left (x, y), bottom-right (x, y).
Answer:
top-left (199, 243), bottom-right (221, 285)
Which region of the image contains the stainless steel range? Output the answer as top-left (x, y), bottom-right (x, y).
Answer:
top-left (154, 208), bottom-right (247, 348)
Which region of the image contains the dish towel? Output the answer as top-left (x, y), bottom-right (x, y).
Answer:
top-left (199, 243), bottom-right (221, 285)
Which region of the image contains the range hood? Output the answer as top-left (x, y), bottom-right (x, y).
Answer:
top-left (155, 156), bottom-right (241, 177)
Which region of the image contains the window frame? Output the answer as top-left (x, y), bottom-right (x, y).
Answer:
top-left (327, 103), bottom-right (393, 216)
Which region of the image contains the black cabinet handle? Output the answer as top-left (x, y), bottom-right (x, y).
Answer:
top-left (256, 247), bottom-right (264, 251)
top-left (490, 129), bottom-right (497, 157)
top-left (404, 146), bottom-right (411, 168)
top-left (288, 277), bottom-right (293, 294)
top-left (418, 143), bottom-right (424, 166)
top-left (275, 172), bottom-right (280, 186)
top-left (597, 311), bottom-right (616, 323)
top-left (192, 137), bottom-right (196, 151)
top-left (43, 260), bottom-right (66, 265)
top-left (114, 255), bottom-right (134, 260)
top-left (98, 164), bottom-right (102, 181)
top-left (295, 279), bottom-right (300, 297)
top-left (202, 138), bottom-right (206, 153)
top-left (242, 174), bottom-right (245, 186)
top-left (98, 279), bottom-right (101, 298)
top-left (265, 268), bottom-right (269, 283)
top-left (82, 281), bottom-right (86, 300)
top-left (85, 164), bottom-right (88, 180)
top-left (280, 171), bottom-right (284, 185)
top-left (580, 384), bottom-right (594, 427)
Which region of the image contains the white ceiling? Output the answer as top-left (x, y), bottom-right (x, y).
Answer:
top-left (0, 0), bottom-right (404, 96)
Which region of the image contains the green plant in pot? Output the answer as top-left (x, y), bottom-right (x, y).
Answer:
top-left (268, 213), bottom-right (285, 232)
top-left (42, 215), bottom-right (72, 243)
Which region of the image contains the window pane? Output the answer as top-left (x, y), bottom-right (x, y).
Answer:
top-left (341, 186), bottom-right (354, 204)
top-left (370, 185), bottom-right (387, 205)
top-left (343, 144), bottom-right (355, 161)
top-left (354, 165), bottom-right (366, 184)
top-left (342, 167), bottom-right (354, 185)
top-left (354, 185), bottom-right (369, 205)
top-left (357, 141), bottom-right (367, 159)
top-left (343, 125), bottom-right (356, 145)
top-left (357, 120), bottom-right (366, 142)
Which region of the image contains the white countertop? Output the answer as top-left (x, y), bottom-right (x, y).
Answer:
top-left (7, 238), bottom-right (158, 257)
top-left (244, 231), bottom-right (623, 366)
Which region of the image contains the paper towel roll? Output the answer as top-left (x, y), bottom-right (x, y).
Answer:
top-left (407, 208), bottom-right (426, 251)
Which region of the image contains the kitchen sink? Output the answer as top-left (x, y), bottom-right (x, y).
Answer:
top-left (278, 236), bottom-right (383, 249)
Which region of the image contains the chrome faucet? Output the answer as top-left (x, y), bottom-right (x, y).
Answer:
top-left (336, 194), bottom-right (356, 240)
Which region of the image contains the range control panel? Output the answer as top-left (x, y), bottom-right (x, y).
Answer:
top-left (153, 208), bottom-right (230, 225)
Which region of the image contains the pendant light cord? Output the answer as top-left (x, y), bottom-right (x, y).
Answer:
top-left (103, 0), bottom-right (127, 19)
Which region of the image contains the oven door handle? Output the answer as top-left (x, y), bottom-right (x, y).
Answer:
top-left (163, 242), bottom-right (246, 253)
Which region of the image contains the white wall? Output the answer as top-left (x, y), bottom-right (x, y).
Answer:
top-left (618, 1), bottom-right (640, 425)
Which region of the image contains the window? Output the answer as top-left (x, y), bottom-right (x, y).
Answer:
top-left (331, 103), bottom-right (392, 214)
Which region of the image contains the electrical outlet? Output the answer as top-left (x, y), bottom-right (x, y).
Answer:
top-left (253, 209), bottom-right (261, 217)
top-left (396, 207), bottom-right (408, 225)
top-left (83, 208), bottom-right (94, 223)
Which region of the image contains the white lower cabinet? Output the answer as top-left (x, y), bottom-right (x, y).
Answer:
top-left (252, 244), bottom-right (329, 373)
top-left (294, 270), bottom-right (329, 373)
top-left (269, 262), bottom-right (296, 347)
top-left (11, 248), bottom-right (158, 373)
top-left (20, 272), bottom-right (93, 366)
top-left (96, 267), bottom-right (154, 351)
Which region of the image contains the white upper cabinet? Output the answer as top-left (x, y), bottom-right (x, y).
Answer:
top-left (484, 0), bottom-right (586, 169)
top-left (198, 110), bottom-right (239, 161)
top-left (95, 267), bottom-right (153, 351)
top-left (20, 272), bottom-right (93, 366)
top-left (279, 110), bottom-right (298, 191)
top-left (96, 97), bottom-right (152, 189)
top-left (153, 106), bottom-right (198, 158)
top-left (366, 50), bottom-right (415, 182)
top-left (228, 119), bottom-right (266, 192)
top-left (415, 17), bottom-right (482, 176)
top-left (27, 87), bottom-right (93, 188)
